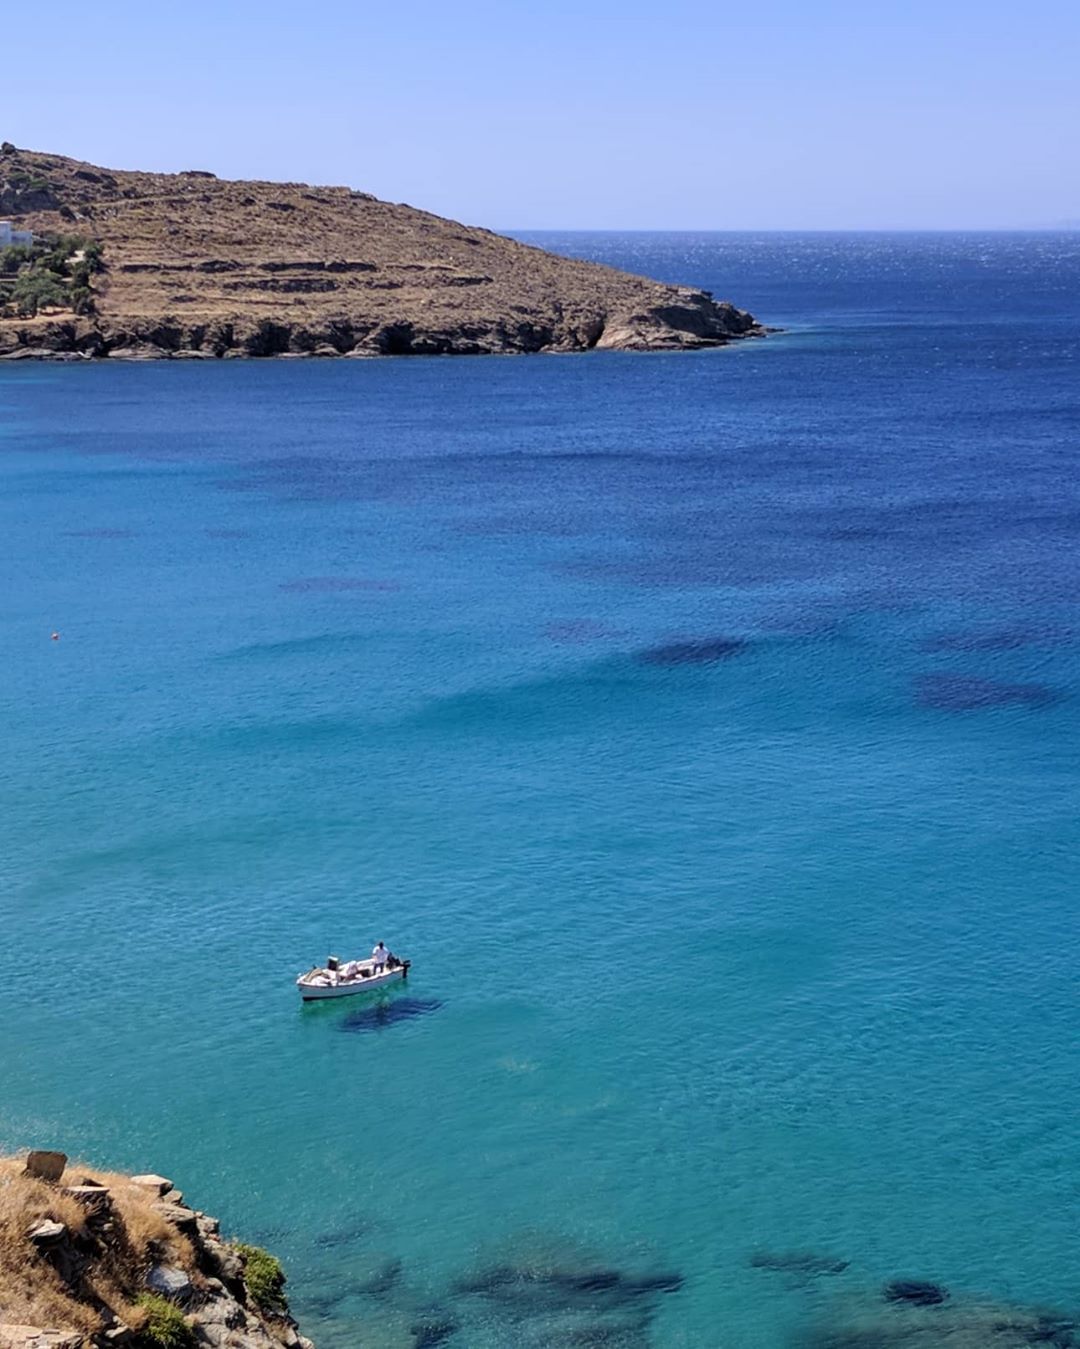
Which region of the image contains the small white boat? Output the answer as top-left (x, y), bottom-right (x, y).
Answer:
top-left (296, 954), bottom-right (410, 1001)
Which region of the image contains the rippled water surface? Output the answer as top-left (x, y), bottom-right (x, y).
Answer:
top-left (2, 233), bottom-right (1079, 1348)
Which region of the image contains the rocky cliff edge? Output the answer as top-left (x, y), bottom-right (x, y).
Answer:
top-left (0, 1152), bottom-right (312, 1349)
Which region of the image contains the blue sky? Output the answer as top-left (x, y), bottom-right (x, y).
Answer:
top-left (4, 1), bottom-right (1078, 229)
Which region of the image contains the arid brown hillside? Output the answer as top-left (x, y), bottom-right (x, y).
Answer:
top-left (0, 143), bottom-right (762, 360)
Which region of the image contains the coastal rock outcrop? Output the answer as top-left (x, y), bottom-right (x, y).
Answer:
top-left (0, 143), bottom-right (764, 360)
top-left (0, 1154), bottom-right (313, 1349)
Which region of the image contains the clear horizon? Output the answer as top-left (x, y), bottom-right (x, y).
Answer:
top-left (4, 0), bottom-right (1078, 231)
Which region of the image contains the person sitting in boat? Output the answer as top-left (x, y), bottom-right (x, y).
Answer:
top-left (372, 942), bottom-right (390, 972)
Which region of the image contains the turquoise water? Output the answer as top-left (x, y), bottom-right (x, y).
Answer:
top-left (2, 234), bottom-right (1079, 1348)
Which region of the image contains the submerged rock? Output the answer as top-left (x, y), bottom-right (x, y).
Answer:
top-left (408, 1314), bottom-right (457, 1348)
top-left (351, 1256), bottom-right (404, 1299)
top-left (453, 1257), bottom-right (682, 1313)
top-left (798, 1292), bottom-right (1077, 1349)
top-left (883, 1279), bottom-right (948, 1307)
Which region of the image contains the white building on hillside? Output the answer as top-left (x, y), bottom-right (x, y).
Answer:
top-left (0, 220), bottom-right (34, 247)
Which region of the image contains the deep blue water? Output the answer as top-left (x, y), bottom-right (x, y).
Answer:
top-left (1, 233), bottom-right (1079, 1348)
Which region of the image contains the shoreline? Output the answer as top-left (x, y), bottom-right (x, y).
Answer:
top-left (0, 329), bottom-right (769, 364)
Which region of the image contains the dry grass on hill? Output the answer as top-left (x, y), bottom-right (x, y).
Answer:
top-left (0, 144), bottom-right (763, 357)
top-left (0, 1157), bottom-right (194, 1334)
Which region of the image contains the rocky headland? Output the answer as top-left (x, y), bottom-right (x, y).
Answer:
top-left (0, 1152), bottom-right (311, 1349)
top-left (0, 143), bottom-right (763, 361)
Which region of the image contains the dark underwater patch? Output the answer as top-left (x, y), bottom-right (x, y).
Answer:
top-left (313, 1221), bottom-right (371, 1249)
top-left (546, 1327), bottom-right (650, 1348)
top-left (555, 558), bottom-right (729, 589)
top-left (205, 527), bottom-right (250, 539)
top-left (637, 636), bottom-right (747, 665)
top-left (280, 575), bottom-right (402, 592)
top-left (222, 632), bottom-right (368, 660)
top-left (455, 513), bottom-right (584, 539)
top-left (453, 1261), bottom-right (683, 1310)
top-left (750, 1250), bottom-right (849, 1276)
top-left (338, 998), bottom-right (444, 1033)
top-left (797, 1290), bottom-right (1075, 1349)
top-left (63, 528), bottom-right (137, 538)
top-left (409, 1313), bottom-right (458, 1348)
top-left (351, 1256), bottom-right (403, 1299)
top-left (544, 620), bottom-right (626, 644)
top-left (914, 674), bottom-right (1061, 711)
top-left (920, 626), bottom-right (1069, 653)
top-left (883, 1279), bottom-right (948, 1306)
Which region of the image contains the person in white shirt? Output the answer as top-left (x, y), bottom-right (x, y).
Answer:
top-left (372, 942), bottom-right (389, 972)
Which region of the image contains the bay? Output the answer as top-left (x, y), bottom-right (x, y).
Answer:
top-left (1, 232), bottom-right (1078, 1347)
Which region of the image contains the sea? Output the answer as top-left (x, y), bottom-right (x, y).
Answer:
top-left (1, 232), bottom-right (1079, 1349)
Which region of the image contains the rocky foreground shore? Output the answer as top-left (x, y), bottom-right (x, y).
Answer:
top-left (0, 144), bottom-right (764, 361)
top-left (0, 1153), bottom-right (312, 1349)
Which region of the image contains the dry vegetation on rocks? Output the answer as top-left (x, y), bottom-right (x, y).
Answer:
top-left (0, 1159), bottom-right (191, 1335)
top-left (0, 1156), bottom-right (310, 1349)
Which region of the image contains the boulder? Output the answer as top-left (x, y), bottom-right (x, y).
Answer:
top-left (146, 1264), bottom-right (193, 1302)
top-left (0, 1329), bottom-right (83, 1349)
top-left (130, 1174), bottom-right (172, 1195)
top-left (153, 1203), bottom-right (199, 1237)
top-left (202, 1240), bottom-right (243, 1283)
top-left (24, 1152), bottom-right (67, 1182)
top-left (26, 1221), bottom-right (67, 1246)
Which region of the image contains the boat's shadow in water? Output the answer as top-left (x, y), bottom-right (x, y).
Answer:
top-left (336, 996), bottom-right (444, 1033)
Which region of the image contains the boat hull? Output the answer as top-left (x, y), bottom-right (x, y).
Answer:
top-left (297, 966), bottom-right (407, 1000)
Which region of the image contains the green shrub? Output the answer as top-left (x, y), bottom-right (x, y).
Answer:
top-left (135, 1294), bottom-right (195, 1349)
top-left (70, 284), bottom-right (96, 315)
top-left (0, 244), bottom-right (34, 275)
top-left (0, 234), bottom-right (104, 314)
top-left (233, 1242), bottom-right (287, 1314)
top-left (11, 271), bottom-right (68, 316)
